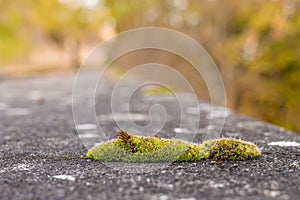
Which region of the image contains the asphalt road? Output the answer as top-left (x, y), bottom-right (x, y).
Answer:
top-left (0, 72), bottom-right (299, 200)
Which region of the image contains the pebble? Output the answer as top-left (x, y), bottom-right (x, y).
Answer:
top-left (268, 141), bottom-right (300, 147)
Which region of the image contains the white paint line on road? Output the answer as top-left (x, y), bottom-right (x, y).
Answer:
top-left (98, 113), bottom-right (147, 121)
top-left (237, 121), bottom-right (265, 128)
top-left (268, 141), bottom-right (300, 147)
top-left (59, 97), bottom-right (72, 106)
top-left (206, 125), bottom-right (215, 130)
top-left (78, 132), bottom-right (99, 139)
top-left (174, 128), bottom-right (190, 134)
top-left (185, 103), bottom-right (211, 114)
top-left (206, 108), bottom-right (231, 119)
top-left (53, 175), bottom-right (76, 181)
top-left (5, 108), bottom-right (30, 116)
top-left (0, 102), bottom-right (8, 110)
top-left (186, 105), bottom-right (231, 118)
top-left (76, 124), bottom-right (98, 130)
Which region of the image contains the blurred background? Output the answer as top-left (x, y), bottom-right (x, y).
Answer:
top-left (1, 0), bottom-right (300, 133)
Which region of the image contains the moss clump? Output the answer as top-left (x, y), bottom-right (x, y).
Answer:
top-left (143, 87), bottom-right (173, 96)
top-left (208, 138), bottom-right (261, 160)
top-left (115, 130), bottom-right (172, 153)
top-left (86, 130), bottom-right (261, 162)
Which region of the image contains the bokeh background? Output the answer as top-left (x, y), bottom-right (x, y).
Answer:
top-left (1, 0), bottom-right (300, 133)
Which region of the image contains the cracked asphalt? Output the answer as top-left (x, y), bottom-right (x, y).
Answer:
top-left (0, 72), bottom-right (299, 200)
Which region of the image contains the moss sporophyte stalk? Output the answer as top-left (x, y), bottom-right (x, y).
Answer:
top-left (86, 130), bottom-right (261, 162)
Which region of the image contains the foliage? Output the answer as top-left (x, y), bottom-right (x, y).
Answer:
top-left (104, 0), bottom-right (300, 133)
top-left (0, 0), bottom-right (104, 63)
top-left (86, 130), bottom-right (261, 162)
top-left (2, 0), bottom-right (300, 132)
top-left (142, 86), bottom-right (173, 96)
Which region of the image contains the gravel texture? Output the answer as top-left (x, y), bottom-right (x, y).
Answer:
top-left (0, 72), bottom-right (299, 200)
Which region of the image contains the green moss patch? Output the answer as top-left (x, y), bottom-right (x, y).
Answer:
top-left (86, 130), bottom-right (261, 162)
top-left (143, 86), bottom-right (173, 96)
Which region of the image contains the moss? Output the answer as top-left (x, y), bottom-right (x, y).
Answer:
top-left (115, 130), bottom-right (172, 153)
top-left (143, 86), bottom-right (173, 96)
top-left (86, 130), bottom-right (261, 162)
top-left (208, 138), bottom-right (261, 161)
